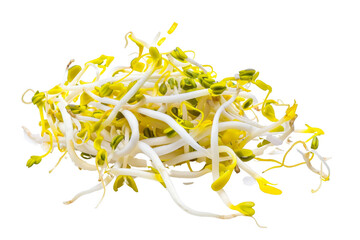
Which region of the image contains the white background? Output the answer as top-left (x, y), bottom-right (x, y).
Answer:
top-left (1, 0), bottom-right (359, 239)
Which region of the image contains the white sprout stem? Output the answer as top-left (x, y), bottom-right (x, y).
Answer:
top-left (109, 167), bottom-right (157, 180)
top-left (102, 65), bottom-right (155, 127)
top-left (144, 89), bottom-right (209, 103)
top-left (112, 110), bottom-right (139, 157)
top-left (313, 150), bottom-right (330, 179)
top-left (140, 135), bottom-right (181, 146)
top-left (152, 120), bottom-right (257, 157)
top-left (169, 169), bottom-right (211, 178)
top-left (64, 175), bottom-right (114, 205)
top-left (242, 117), bottom-right (288, 150)
top-left (185, 57), bottom-right (207, 73)
top-left (137, 108), bottom-right (210, 157)
top-left (165, 150), bottom-right (232, 167)
top-left (137, 142), bottom-right (242, 219)
top-left (58, 100), bottom-right (97, 171)
top-left (211, 90), bottom-right (239, 179)
top-left (297, 149), bottom-right (330, 180)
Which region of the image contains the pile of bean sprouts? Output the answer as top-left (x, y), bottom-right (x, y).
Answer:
top-left (22, 23), bottom-right (330, 225)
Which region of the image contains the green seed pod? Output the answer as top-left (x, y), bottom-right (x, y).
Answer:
top-left (188, 109), bottom-right (201, 117)
top-left (67, 104), bottom-right (86, 114)
top-left (99, 82), bottom-right (113, 97)
top-left (164, 127), bottom-right (177, 137)
top-left (67, 65), bottom-right (82, 83)
top-left (210, 82), bottom-right (227, 95)
top-left (96, 149), bottom-right (107, 165)
top-left (235, 149), bottom-right (255, 162)
top-left (115, 112), bottom-right (124, 120)
top-left (239, 69), bottom-right (256, 81)
top-left (186, 98), bottom-right (198, 107)
top-left (171, 107), bottom-right (182, 118)
top-left (167, 78), bottom-right (177, 89)
top-left (182, 120), bottom-right (194, 128)
top-left (159, 82), bottom-right (167, 95)
top-left (113, 175), bottom-right (125, 192)
top-left (198, 74), bottom-right (215, 88)
top-left (239, 69), bottom-right (256, 76)
top-left (184, 69), bottom-right (199, 78)
top-left (110, 135), bottom-right (125, 150)
top-left (127, 93), bottom-right (144, 104)
top-left (180, 78), bottom-right (197, 90)
top-left (143, 127), bottom-right (154, 138)
top-left (31, 91), bottom-right (45, 107)
top-left (311, 136), bottom-right (319, 150)
top-left (125, 176), bottom-right (138, 192)
top-left (80, 152), bottom-right (94, 159)
top-left (257, 139), bottom-right (270, 148)
top-left (26, 155), bottom-right (42, 168)
top-left (170, 47), bottom-right (188, 61)
top-left (242, 98), bottom-right (253, 110)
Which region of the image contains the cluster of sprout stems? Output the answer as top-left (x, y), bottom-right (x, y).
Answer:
top-left (22, 23), bottom-right (330, 226)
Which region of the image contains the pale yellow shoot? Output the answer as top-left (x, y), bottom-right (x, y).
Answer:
top-left (284, 101), bottom-right (298, 121)
top-left (131, 57), bottom-right (145, 72)
top-left (256, 177), bottom-right (282, 195)
top-left (157, 37), bottom-right (166, 46)
top-left (149, 46), bottom-right (162, 67)
top-left (127, 33), bottom-right (144, 57)
top-left (80, 92), bottom-right (93, 106)
top-left (167, 22), bottom-right (178, 34)
top-left (48, 85), bottom-right (63, 95)
top-left (94, 136), bottom-right (104, 151)
top-left (298, 124), bottom-right (325, 135)
top-left (269, 125), bottom-right (284, 132)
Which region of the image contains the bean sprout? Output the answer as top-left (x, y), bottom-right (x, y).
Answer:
top-left (22, 22), bottom-right (330, 225)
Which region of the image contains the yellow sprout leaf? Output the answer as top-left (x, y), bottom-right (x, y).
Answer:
top-left (125, 176), bottom-right (138, 192)
top-left (211, 169), bottom-right (232, 191)
top-left (269, 125), bottom-right (284, 132)
top-left (131, 58), bottom-right (145, 72)
top-left (94, 136), bottom-right (103, 151)
top-left (167, 22), bottom-right (178, 34)
top-left (211, 158), bottom-right (237, 191)
top-left (263, 104), bottom-right (278, 122)
top-left (48, 85), bottom-right (63, 95)
top-left (221, 129), bottom-right (243, 145)
top-left (67, 65), bottom-right (82, 83)
top-left (157, 37), bottom-right (166, 46)
top-left (254, 80), bottom-right (270, 91)
top-left (155, 173), bottom-right (166, 188)
top-left (298, 124), bottom-right (325, 135)
top-left (256, 177), bottom-right (282, 195)
top-left (284, 101), bottom-right (298, 121)
top-left (95, 148), bottom-right (107, 165)
top-left (113, 175), bottom-right (125, 192)
top-left (80, 92), bottom-right (93, 106)
top-left (230, 202), bottom-right (255, 216)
